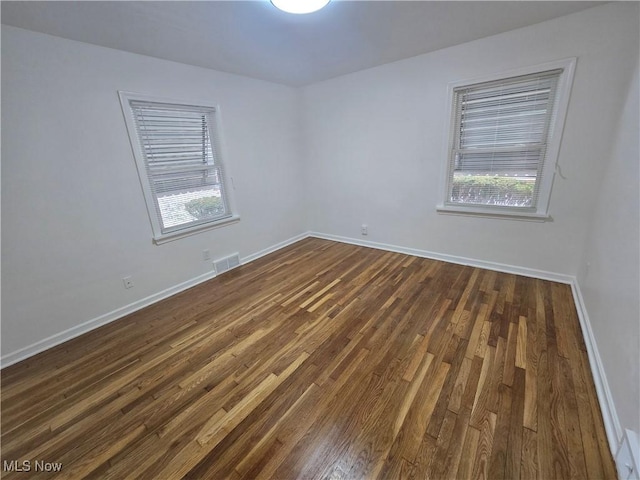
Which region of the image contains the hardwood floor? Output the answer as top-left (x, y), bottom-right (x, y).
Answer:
top-left (1, 238), bottom-right (616, 479)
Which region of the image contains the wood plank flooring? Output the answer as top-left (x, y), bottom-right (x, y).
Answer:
top-left (1, 238), bottom-right (616, 479)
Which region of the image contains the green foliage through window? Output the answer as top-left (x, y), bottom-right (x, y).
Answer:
top-left (185, 196), bottom-right (225, 219)
top-left (451, 175), bottom-right (534, 207)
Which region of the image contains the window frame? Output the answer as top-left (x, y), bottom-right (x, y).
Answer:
top-left (437, 58), bottom-right (576, 220)
top-left (119, 91), bottom-right (239, 244)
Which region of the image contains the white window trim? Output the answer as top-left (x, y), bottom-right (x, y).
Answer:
top-left (118, 91), bottom-right (240, 244)
top-left (437, 58), bottom-right (576, 220)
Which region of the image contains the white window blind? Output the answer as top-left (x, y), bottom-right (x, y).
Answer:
top-left (120, 93), bottom-right (238, 242)
top-left (445, 69), bottom-right (562, 212)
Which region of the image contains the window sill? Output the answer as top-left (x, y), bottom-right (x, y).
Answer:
top-left (153, 214), bottom-right (241, 245)
top-left (436, 205), bottom-right (551, 222)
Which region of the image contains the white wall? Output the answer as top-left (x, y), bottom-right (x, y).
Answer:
top-left (578, 58), bottom-right (640, 436)
top-left (2, 2), bottom-right (638, 447)
top-left (1, 26), bottom-right (305, 356)
top-left (301, 1), bottom-right (639, 445)
top-left (302, 2), bottom-right (638, 276)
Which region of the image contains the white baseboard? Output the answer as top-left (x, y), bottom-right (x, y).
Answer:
top-left (616, 429), bottom-right (640, 480)
top-left (1, 269), bottom-right (216, 368)
top-left (1, 231), bottom-right (569, 367)
top-left (574, 281), bottom-right (640, 476)
top-left (308, 231), bottom-right (574, 284)
top-left (1, 230), bottom-right (628, 475)
top-left (240, 232), bottom-right (309, 265)
top-left (0, 232), bottom-right (309, 369)
top-left (309, 231), bottom-right (626, 463)
top-left (571, 280), bottom-right (630, 467)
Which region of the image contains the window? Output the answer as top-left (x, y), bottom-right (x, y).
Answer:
top-left (119, 92), bottom-right (238, 243)
top-left (438, 59), bottom-right (575, 219)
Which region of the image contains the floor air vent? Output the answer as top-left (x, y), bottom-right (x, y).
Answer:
top-left (214, 253), bottom-right (240, 275)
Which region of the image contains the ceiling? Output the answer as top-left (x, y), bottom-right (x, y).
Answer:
top-left (1, 1), bottom-right (604, 87)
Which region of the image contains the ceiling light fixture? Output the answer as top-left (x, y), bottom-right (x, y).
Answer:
top-left (271, 0), bottom-right (330, 14)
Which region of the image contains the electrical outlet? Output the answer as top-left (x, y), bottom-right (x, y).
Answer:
top-left (203, 249), bottom-right (211, 261)
top-left (361, 224), bottom-right (368, 236)
top-left (122, 276), bottom-right (134, 289)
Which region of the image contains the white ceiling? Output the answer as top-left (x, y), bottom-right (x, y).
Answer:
top-left (1, 1), bottom-right (603, 86)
